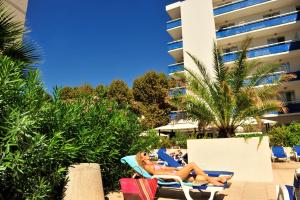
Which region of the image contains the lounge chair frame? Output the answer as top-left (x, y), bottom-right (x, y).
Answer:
top-left (294, 146), bottom-right (300, 162)
top-left (121, 155), bottom-right (228, 200)
top-left (152, 174), bottom-right (223, 200)
top-left (276, 185), bottom-right (297, 200)
top-left (294, 169), bottom-right (300, 188)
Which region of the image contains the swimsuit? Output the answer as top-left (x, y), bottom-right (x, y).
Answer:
top-left (147, 163), bottom-right (177, 174)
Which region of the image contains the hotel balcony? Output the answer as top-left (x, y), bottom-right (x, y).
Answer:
top-left (214, 0), bottom-right (296, 22)
top-left (222, 41), bottom-right (300, 63)
top-left (166, 1), bottom-right (181, 20)
top-left (167, 19), bottom-right (182, 40)
top-left (169, 87), bottom-right (186, 97)
top-left (264, 100), bottom-right (300, 123)
top-left (244, 70), bottom-right (300, 86)
top-left (214, 0), bottom-right (271, 16)
top-left (167, 18), bottom-right (181, 29)
top-left (168, 40), bottom-right (183, 61)
top-left (168, 63), bottom-right (184, 74)
top-left (216, 11), bottom-right (300, 42)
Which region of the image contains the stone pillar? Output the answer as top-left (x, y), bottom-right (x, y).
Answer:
top-left (64, 163), bottom-right (105, 200)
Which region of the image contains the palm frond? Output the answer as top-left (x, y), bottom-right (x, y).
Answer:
top-left (213, 42), bottom-right (227, 83)
top-left (229, 38), bottom-right (252, 94)
top-left (186, 52), bottom-right (211, 85)
top-left (2, 40), bottom-right (41, 64)
top-left (184, 95), bottom-right (216, 124)
top-left (0, 1), bottom-right (24, 49)
top-left (0, 1), bottom-right (41, 64)
top-left (246, 62), bottom-right (281, 88)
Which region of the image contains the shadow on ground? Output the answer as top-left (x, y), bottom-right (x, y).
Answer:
top-left (156, 188), bottom-right (226, 200)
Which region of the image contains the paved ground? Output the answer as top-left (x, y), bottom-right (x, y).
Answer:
top-left (108, 162), bottom-right (300, 200)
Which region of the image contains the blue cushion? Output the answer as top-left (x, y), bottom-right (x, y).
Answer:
top-left (120, 155), bottom-right (152, 178)
top-left (294, 145), bottom-right (300, 155)
top-left (157, 148), bottom-right (181, 167)
top-left (284, 185), bottom-right (295, 200)
top-left (272, 146), bottom-right (287, 158)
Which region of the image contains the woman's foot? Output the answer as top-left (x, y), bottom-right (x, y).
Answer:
top-left (207, 177), bottom-right (224, 186)
top-left (192, 180), bottom-right (208, 186)
top-left (209, 179), bottom-right (224, 186)
top-left (219, 176), bottom-right (231, 183)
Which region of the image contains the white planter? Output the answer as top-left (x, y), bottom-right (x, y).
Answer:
top-left (187, 136), bottom-right (273, 182)
top-left (64, 163), bottom-right (105, 200)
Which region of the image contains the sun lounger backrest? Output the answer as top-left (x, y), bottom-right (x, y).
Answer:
top-left (272, 146), bottom-right (286, 158)
top-left (157, 148), bottom-right (181, 168)
top-left (120, 155), bottom-right (152, 179)
top-left (294, 145), bottom-right (300, 154)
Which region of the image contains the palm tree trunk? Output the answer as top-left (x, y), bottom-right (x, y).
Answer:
top-left (218, 126), bottom-right (235, 138)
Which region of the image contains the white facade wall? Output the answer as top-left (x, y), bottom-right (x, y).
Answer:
top-left (181, 0), bottom-right (216, 76)
top-left (5, 0), bottom-right (28, 24)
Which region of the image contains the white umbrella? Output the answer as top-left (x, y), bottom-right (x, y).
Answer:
top-left (155, 122), bottom-right (198, 132)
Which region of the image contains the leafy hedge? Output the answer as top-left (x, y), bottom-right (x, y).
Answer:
top-left (268, 123), bottom-right (300, 146)
top-left (0, 56), bottom-right (158, 199)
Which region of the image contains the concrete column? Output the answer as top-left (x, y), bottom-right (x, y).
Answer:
top-left (64, 163), bottom-right (105, 200)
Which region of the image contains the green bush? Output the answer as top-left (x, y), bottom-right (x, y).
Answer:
top-left (268, 123), bottom-right (300, 146)
top-left (0, 56), bottom-right (157, 199)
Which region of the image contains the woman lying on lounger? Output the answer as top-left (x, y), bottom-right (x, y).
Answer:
top-left (136, 151), bottom-right (231, 186)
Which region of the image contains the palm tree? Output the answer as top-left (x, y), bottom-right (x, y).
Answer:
top-left (0, 0), bottom-right (40, 64)
top-left (172, 39), bottom-right (294, 138)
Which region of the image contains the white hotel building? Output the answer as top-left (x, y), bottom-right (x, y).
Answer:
top-left (166, 0), bottom-right (300, 124)
top-left (5, 0), bottom-right (28, 23)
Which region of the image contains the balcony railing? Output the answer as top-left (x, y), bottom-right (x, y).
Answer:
top-left (168, 63), bottom-right (184, 74)
top-left (214, 0), bottom-right (271, 16)
top-left (217, 11), bottom-right (300, 38)
top-left (244, 70), bottom-right (300, 86)
top-left (168, 40), bottom-right (183, 51)
top-left (167, 19), bottom-right (182, 30)
top-left (169, 87), bottom-right (186, 97)
top-left (222, 41), bottom-right (300, 63)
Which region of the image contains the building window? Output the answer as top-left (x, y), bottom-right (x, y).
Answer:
top-left (267, 36), bottom-right (285, 45)
top-left (263, 12), bottom-right (280, 19)
top-left (223, 46), bottom-right (238, 53)
top-left (280, 91), bottom-right (296, 103)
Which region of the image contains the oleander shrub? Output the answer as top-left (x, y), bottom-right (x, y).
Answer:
top-left (0, 56), bottom-right (156, 199)
top-left (268, 123), bottom-right (300, 146)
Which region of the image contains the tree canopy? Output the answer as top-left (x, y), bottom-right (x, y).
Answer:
top-left (132, 71), bottom-right (175, 128)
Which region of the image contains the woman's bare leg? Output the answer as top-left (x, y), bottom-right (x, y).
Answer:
top-left (175, 162), bottom-right (207, 180)
top-left (175, 165), bottom-right (196, 180)
top-left (197, 176), bottom-right (224, 186)
top-left (183, 162), bottom-right (207, 176)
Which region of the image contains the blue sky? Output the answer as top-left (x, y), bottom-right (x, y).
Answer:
top-left (26, 0), bottom-right (176, 92)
